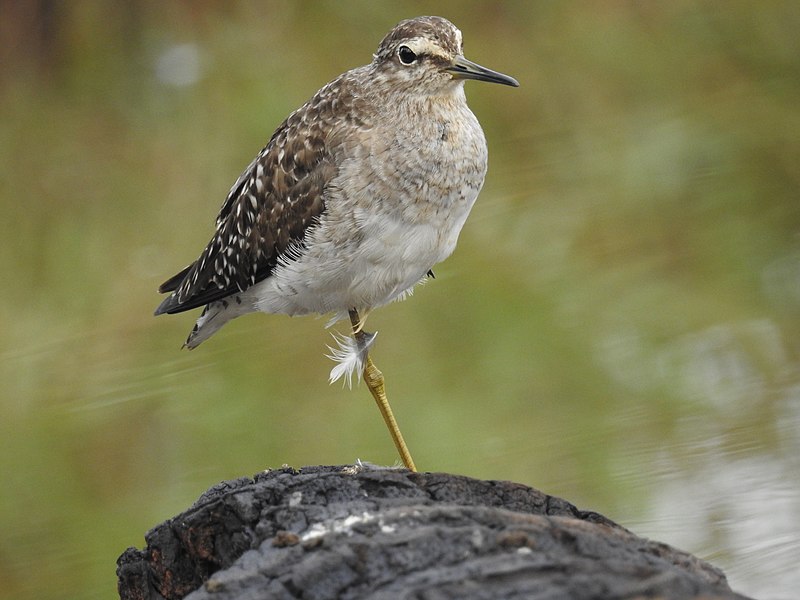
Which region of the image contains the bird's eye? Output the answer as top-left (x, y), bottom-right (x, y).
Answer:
top-left (398, 45), bottom-right (417, 65)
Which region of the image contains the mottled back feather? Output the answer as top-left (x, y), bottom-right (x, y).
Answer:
top-left (154, 81), bottom-right (351, 315)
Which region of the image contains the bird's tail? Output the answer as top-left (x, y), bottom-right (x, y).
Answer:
top-left (183, 299), bottom-right (253, 349)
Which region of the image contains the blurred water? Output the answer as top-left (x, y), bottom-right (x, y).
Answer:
top-left (639, 458), bottom-right (799, 599)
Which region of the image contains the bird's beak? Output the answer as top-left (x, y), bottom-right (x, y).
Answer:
top-left (447, 55), bottom-right (519, 87)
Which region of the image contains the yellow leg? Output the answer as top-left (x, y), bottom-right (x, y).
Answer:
top-left (350, 308), bottom-right (371, 334)
top-left (349, 310), bottom-right (417, 472)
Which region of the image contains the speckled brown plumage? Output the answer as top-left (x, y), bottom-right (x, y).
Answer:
top-left (155, 15), bottom-right (517, 352)
top-left (155, 91), bottom-right (341, 314)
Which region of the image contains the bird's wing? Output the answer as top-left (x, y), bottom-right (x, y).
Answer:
top-left (154, 99), bottom-right (340, 316)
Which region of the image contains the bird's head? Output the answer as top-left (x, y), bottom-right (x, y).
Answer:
top-left (371, 16), bottom-right (519, 96)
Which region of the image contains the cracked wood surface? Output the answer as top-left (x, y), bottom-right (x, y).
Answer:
top-left (117, 464), bottom-right (751, 600)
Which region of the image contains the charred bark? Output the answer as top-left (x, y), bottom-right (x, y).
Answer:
top-left (117, 464), bottom-right (750, 600)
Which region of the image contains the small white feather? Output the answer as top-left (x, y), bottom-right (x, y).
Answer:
top-left (326, 331), bottom-right (377, 388)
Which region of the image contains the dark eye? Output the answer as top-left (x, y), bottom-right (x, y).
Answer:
top-left (398, 45), bottom-right (417, 65)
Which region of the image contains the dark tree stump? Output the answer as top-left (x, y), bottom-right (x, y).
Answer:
top-left (117, 464), bottom-right (751, 600)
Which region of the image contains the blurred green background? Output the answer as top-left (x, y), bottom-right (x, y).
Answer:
top-left (1, 1), bottom-right (798, 598)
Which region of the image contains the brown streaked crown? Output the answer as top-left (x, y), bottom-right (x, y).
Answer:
top-left (373, 16), bottom-right (462, 61)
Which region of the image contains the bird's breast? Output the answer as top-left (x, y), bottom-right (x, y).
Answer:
top-left (337, 97), bottom-right (488, 273)
top-left (360, 96), bottom-right (488, 221)
top-left (252, 97), bottom-right (489, 317)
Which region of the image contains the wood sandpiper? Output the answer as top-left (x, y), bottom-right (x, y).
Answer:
top-left (155, 16), bottom-right (519, 471)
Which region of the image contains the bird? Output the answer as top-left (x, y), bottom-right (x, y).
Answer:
top-left (155, 15), bottom-right (519, 472)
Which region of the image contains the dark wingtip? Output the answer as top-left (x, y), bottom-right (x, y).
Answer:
top-left (157, 264), bottom-right (194, 294)
top-left (154, 294), bottom-right (176, 316)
